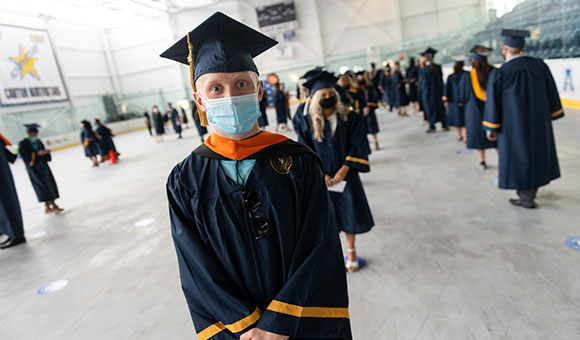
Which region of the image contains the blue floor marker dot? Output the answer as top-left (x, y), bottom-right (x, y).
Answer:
top-left (492, 178), bottom-right (499, 185)
top-left (37, 280), bottom-right (68, 295)
top-left (565, 237), bottom-right (580, 251)
top-left (456, 149), bottom-right (473, 155)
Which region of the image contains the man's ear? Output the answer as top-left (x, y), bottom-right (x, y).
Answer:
top-left (192, 91), bottom-right (207, 112)
top-left (257, 80), bottom-right (264, 102)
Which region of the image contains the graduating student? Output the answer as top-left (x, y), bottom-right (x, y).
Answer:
top-left (356, 71), bottom-right (380, 150)
top-left (94, 118), bottom-right (120, 162)
top-left (340, 73), bottom-right (372, 156)
top-left (444, 58), bottom-right (469, 142)
top-left (179, 104), bottom-right (189, 127)
top-left (392, 61), bottom-right (409, 117)
top-left (18, 124), bottom-right (63, 214)
top-left (406, 57), bottom-right (420, 113)
top-left (80, 120), bottom-right (100, 167)
top-left (168, 103), bottom-right (183, 139)
top-left (143, 108), bottom-right (153, 136)
top-left (274, 83), bottom-right (290, 131)
top-left (152, 105), bottom-right (165, 143)
top-left (456, 47), bottom-right (497, 170)
top-left (191, 100), bottom-right (208, 142)
top-left (294, 69), bottom-right (374, 273)
top-left (378, 64), bottom-right (394, 111)
top-left (484, 29), bottom-right (564, 209)
top-left (419, 47), bottom-right (448, 133)
top-left (0, 132), bottom-right (25, 249)
top-left (161, 12), bottom-right (352, 340)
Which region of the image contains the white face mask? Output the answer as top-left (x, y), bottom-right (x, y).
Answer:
top-left (198, 93), bottom-right (261, 135)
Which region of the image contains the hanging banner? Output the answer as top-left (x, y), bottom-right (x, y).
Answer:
top-left (0, 24), bottom-right (69, 106)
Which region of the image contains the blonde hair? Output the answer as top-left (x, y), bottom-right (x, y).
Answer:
top-left (308, 88), bottom-right (349, 142)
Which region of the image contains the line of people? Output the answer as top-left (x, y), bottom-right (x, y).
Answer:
top-left (143, 102), bottom-right (208, 143)
top-left (80, 118), bottom-right (120, 167)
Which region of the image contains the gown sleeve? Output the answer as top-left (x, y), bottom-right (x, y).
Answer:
top-left (293, 104), bottom-right (314, 149)
top-left (482, 69), bottom-right (502, 132)
top-left (343, 113), bottom-right (370, 172)
top-left (167, 167), bottom-right (263, 340)
top-left (256, 154), bottom-right (352, 339)
top-left (18, 140), bottom-right (39, 167)
top-left (543, 62), bottom-right (564, 120)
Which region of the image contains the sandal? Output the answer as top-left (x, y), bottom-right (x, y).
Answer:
top-left (345, 248), bottom-right (360, 272)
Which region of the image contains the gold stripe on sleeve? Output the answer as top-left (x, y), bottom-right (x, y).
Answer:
top-left (267, 300), bottom-right (350, 319)
top-left (29, 152), bottom-right (36, 167)
top-left (482, 121), bottom-right (501, 129)
top-left (551, 108), bottom-right (564, 117)
top-left (345, 156), bottom-right (370, 166)
top-left (196, 308), bottom-right (262, 340)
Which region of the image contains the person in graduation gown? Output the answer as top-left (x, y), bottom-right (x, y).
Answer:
top-left (80, 120), bottom-right (100, 167)
top-left (18, 124), bottom-right (64, 214)
top-left (419, 48), bottom-right (449, 133)
top-left (484, 29), bottom-right (564, 209)
top-left (274, 83), bottom-right (290, 132)
top-left (417, 55), bottom-right (428, 123)
top-left (406, 57), bottom-right (420, 113)
top-left (191, 100), bottom-right (208, 142)
top-left (258, 94), bottom-right (269, 130)
top-left (457, 47), bottom-right (498, 170)
top-left (152, 105), bottom-right (165, 143)
top-left (168, 103), bottom-right (183, 139)
top-left (160, 12), bottom-right (352, 340)
top-left (94, 118), bottom-right (120, 163)
top-left (0, 132), bottom-right (25, 249)
top-left (179, 104), bottom-right (189, 128)
top-left (356, 71), bottom-right (380, 151)
top-left (392, 62), bottom-right (409, 117)
top-left (294, 69), bottom-right (375, 273)
top-left (143, 108), bottom-right (153, 136)
top-left (444, 58), bottom-right (469, 142)
top-left (378, 65), bottom-right (394, 111)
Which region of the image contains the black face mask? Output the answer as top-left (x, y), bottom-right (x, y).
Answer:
top-left (319, 96), bottom-right (337, 109)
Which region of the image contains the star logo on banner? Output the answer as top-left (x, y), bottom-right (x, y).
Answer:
top-left (10, 46), bottom-right (40, 80)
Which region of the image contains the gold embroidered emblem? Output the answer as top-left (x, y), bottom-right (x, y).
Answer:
top-left (270, 156), bottom-right (293, 175)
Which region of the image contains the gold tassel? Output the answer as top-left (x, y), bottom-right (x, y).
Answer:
top-left (187, 32), bottom-right (209, 127)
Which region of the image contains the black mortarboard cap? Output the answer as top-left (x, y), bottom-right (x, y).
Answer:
top-left (24, 123), bottom-right (40, 133)
top-left (300, 66), bottom-right (324, 81)
top-left (303, 70), bottom-right (338, 94)
top-left (501, 29), bottom-right (530, 48)
top-left (470, 45), bottom-right (493, 62)
top-left (160, 12), bottom-right (278, 83)
top-left (452, 56), bottom-right (466, 64)
top-left (421, 47), bottom-right (437, 56)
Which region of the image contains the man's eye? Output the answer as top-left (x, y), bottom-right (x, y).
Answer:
top-left (236, 81), bottom-right (247, 88)
top-left (211, 85), bottom-right (222, 92)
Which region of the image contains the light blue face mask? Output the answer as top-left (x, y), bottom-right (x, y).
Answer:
top-left (202, 93), bottom-right (261, 135)
top-left (29, 136), bottom-right (39, 142)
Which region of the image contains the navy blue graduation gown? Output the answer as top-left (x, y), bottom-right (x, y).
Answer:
top-left (392, 71), bottom-right (409, 108)
top-left (171, 109), bottom-right (182, 133)
top-left (295, 110), bottom-right (374, 235)
top-left (18, 138), bottom-right (59, 202)
top-left (457, 70), bottom-right (497, 150)
top-left (167, 137), bottom-right (352, 340)
top-left (379, 71), bottom-right (393, 106)
top-left (444, 70), bottom-right (468, 127)
top-left (274, 91), bottom-right (288, 124)
top-left (346, 89), bottom-right (372, 155)
top-left (95, 125), bottom-right (117, 155)
top-left (361, 85), bottom-right (380, 134)
top-left (419, 64), bottom-right (447, 127)
top-left (483, 56), bottom-right (563, 190)
top-left (0, 139), bottom-right (24, 239)
top-left (153, 112), bottom-right (165, 134)
top-left (80, 129), bottom-right (99, 157)
top-left (406, 66), bottom-right (419, 102)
